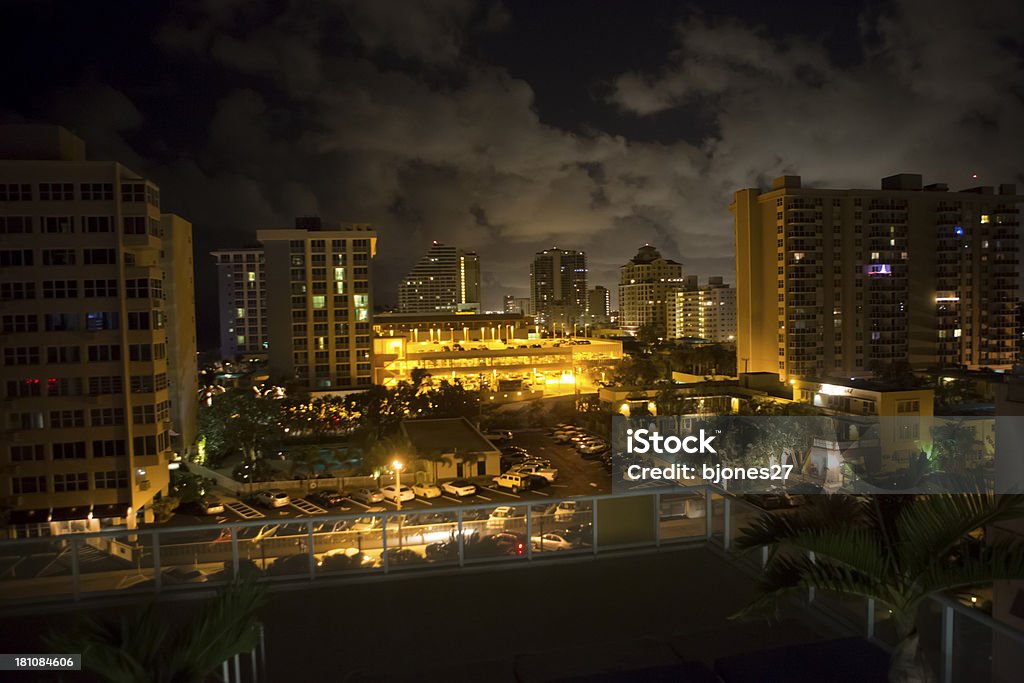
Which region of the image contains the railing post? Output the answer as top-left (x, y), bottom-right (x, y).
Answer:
top-left (942, 604), bottom-right (954, 683)
top-left (654, 492), bottom-right (661, 547)
top-left (259, 622), bottom-right (266, 676)
top-left (306, 520), bottom-right (315, 580)
top-left (70, 537), bottom-right (81, 602)
top-left (152, 529), bottom-right (161, 594)
top-left (807, 551), bottom-right (816, 603)
top-left (723, 496), bottom-right (732, 551)
top-left (222, 660), bottom-right (230, 683)
top-left (592, 496), bottom-right (598, 555)
top-left (866, 598), bottom-right (875, 639)
top-left (704, 488), bottom-right (713, 540)
top-left (457, 510), bottom-right (464, 567)
top-left (250, 645), bottom-right (258, 683)
top-left (760, 545), bottom-right (768, 571)
top-left (231, 526), bottom-right (239, 579)
top-left (526, 505), bottom-right (533, 560)
top-left (233, 653), bottom-right (241, 683)
top-left (381, 515), bottom-right (388, 575)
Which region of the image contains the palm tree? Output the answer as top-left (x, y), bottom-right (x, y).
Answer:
top-left (47, 578), bottom-right (266, 682)
top-left (732, 492), bottom-right (1024, 682)
top-left (930, 420), bottom-right (982, 475)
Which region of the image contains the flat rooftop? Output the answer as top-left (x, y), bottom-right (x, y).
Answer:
top-left (402, 417), bottom-right (499, 457)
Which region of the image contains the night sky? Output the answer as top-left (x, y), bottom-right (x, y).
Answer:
top-left (2, 0), bottom-right (1022, 348)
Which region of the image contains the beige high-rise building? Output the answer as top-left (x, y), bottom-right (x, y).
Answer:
top-left (258, 218), bottom-right (377, 390)
top-left (668, 276), bottom-right (736, 342)
top-left (0, 125), bottom-right (191, 536)
top-left (211, 247), bottom-right (268, 360)
top-left (162, 214), bottom-right (198, 461)
top-left (618, 245), bottom-right (684, 337)
top-left (530, 248), bottom-right (587, 326)
top-left (731, 174), bottom-right (1021, 381)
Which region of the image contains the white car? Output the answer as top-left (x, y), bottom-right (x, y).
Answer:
top-left (379, 484), bottom-right (415, 503)
top-left (411, 482), bottom-right (442, 499)
top-left (350, 488), bottom-right (384, 504)
top-left (487, 505), bottom-right (525, 528)
top-left (351, 508), bottom-right (386, 532)
top-left (254, 489), bottom-right (290, 508)
top-left (531, 532), bottom-right (575, 551)
top-left (511, 463), bottom-right (558, 482)
top-left (441, 479), bottom-right (477, 497)
top-left (554, 501), bottom-right (579, 522)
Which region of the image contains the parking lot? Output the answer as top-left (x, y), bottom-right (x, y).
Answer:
top-left (169, 427), bottom-right (613, 527)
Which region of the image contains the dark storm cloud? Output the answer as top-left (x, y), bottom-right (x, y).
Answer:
top-left (23, 0), bottom-right (1024, 316)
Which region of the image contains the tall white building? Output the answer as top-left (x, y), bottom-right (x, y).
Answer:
top-left (211, 247), bottom-right (267, 360)
top-left (618, 245), bottom-right (684, 337)
top-left (398, 241), bottom-right (480, 313)
top-left (0, 125), bottom-right (192, 536)
top-left (668, 276), bottom-right (737, 342)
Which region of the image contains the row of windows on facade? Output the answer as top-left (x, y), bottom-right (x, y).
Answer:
top-left (0, 311), bottom-right (164, 333)
top-left (289, 238), bottom-right (372, 251)
top-left (289, 268), bottom-right (369, 284)
top-left (289, 253), bottom-right (370, 267)
top-left (12, 471), bottom-right (131, 494)
top-left (4, 343), bottom-right (166, 365)
top-left (0, 182), bottom-right (159, 205)
top-left (5, 374), bottom-right (168, 398)
top-left (292, 353), bottom-right (372, 369)
top-left (0, 215), bottom-right (163, 236)
top-left (0, 278), bottom-right (163, 301)
top-left (294, 369), bottom-right (373, 385)
top-left (10, 410), bottom-right (173, 437)
top-left (0, 250), bottom-right (167, 275)
top-left (291, 308), bottom-right (370, 324)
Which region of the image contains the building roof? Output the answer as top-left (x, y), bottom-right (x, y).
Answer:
top-left (625, 244), bottom-right (681, 266)
top-left (375, 312), bottom-right (525, 324)
top-left (401, 417), bottom-right (499, 457)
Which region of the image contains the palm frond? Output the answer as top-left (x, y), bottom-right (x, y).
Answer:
top-left (770, 527), bottom-right (889, 579)
top-left (732, 494), bottom-right (869, 553)
top-left (917, 540), bottom-right (1024, 596)
top-left (166, 577), bottom-right (266, 678)
top-left (895, 492), bottom-right (1024, 575)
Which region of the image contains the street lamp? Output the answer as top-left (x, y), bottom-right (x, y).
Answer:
top-left (392, 459), bottom-right (404, 510)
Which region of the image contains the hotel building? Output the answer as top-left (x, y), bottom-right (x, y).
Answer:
top-left (0, 125), bottom-right (192, 535)
top-left (618, 244), bottom-right (684, 337)
top-left (398, 241), bottom-right (480, 313)
top-left (211, 247), bottom-right (267, 360)
top-left (257, 218), bottom-right (376, 390)
top-left (530, 248), bottom-right (587, 326)
top-left (732, 174), bottom-right (1021, 381)
top-left (667, 276), bottom-right (737, 343)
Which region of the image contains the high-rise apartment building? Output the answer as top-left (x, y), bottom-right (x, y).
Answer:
top-left (257, 218), bottom-right (377, 390)
top-left (398, 241), bottom-right (480, 313)
top-left (586, 285), bottom-right (611, 325)
top-left (667, 276), bottom-right (737, 342)
top-left (162, 214), bottom-right (198, 461)
top-left (618, 245), bottom-right (684, 337)
top-left (732, 174), bottom-right (1021, 381)
top-left (0, 125), bottom-right (189, 535)
top-left (530, 248), bottom-right (587, 325)
top-left (211, 247), bottom-right (267, 360)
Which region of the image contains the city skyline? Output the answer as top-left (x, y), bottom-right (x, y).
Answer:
top-left (3, 1), bottom-right (1022, 344)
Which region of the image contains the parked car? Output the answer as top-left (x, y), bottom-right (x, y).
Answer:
top-left (487, 505), bottom-right (525, 528)
top-left (253, 489), bottom-right (291, 508)
top-left (492, 471), bottom-right (534, 493)
top-left (164, 567), bottom-right (210, 583)
top-left (411, 482), bottom-right (442, 499)
top-left (379, 484), bottom-right (416, 503)
top-left (351, 509), bottom-right (386, 532)
top-left (180, 494), bottom-right (225, 516)
top-left (531, 532), bottom-right (575, 551)
top-left (307, 489), bottom-right (348, 508)
top-left (510, 463), bottom-right (558, 482)
top-left (318, 547), bottom-right (372, 570)
top-left (482, 430), bottom-right (513, 444)
top-left (441, 479), bottom-right (477, 497)
top-left (554, 500), bottom-right (580, 522)
top-left (351, 487), bottom-right (385, 504)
